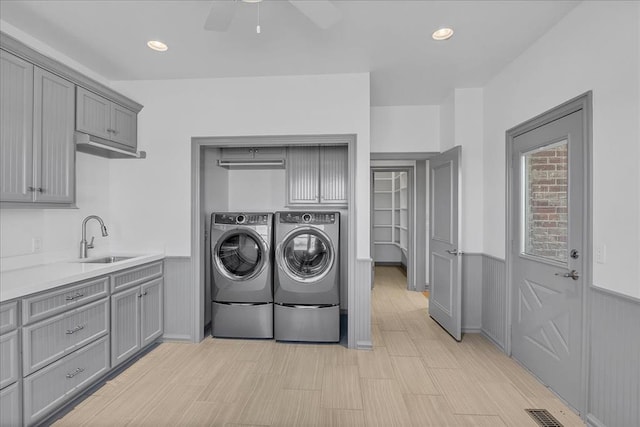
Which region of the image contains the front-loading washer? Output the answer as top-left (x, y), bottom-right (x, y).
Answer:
top-left (274, 211), bottom-right (340, 342)
top-left (210, 212), bottom-right (273, 338)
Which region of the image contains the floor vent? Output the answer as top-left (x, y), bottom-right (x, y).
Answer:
top-left (525, 409), bottom-right (564, 427)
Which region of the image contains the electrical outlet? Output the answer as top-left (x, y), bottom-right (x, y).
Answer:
top-left (595, 244), bottom-right (606, 264)
top-left (32, 237), bottom-right (42, 253)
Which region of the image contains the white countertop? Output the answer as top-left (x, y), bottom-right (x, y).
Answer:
top-left (0, 253), bottom-right (165, 302)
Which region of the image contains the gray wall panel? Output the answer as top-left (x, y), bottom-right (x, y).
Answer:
top-left (480, 255), bottom-right (506, 349)
top-left (163, 257), bottom-right (193, 341)
top-left (587, 287), bottom-right (640, 427)
top-left (461, 254), bottom-right (482, 332)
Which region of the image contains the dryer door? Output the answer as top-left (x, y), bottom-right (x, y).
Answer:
top-left (214, 229), bottom-right (268, 281)
top-left (278, 227), bottom-right (335, 283)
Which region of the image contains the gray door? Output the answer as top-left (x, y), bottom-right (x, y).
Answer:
top-left (511, 110), bottom-right (585, 412)
top-left (429, 147), bottom-right (462, 341)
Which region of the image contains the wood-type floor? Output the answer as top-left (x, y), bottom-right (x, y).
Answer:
top-left (54, 266), bottom-right (585, 426)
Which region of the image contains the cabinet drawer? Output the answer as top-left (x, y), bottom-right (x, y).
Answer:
top-left (23, 335), bottom-right (109, 426)
top-left (22, 276), bottom-right (109, 325)
top-left (0, 381), bottom-right (21, 427)
top-left (0, 301), bottom-right (18, 335)
top-left (23, 298), bottom-right (108, 376)
top-left (0, 330), bottom-right (19, 389)
top-left (111, 261), bottom-right (163, 293)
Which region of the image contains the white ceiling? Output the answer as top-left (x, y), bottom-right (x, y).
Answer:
top-left (0, 0), bottom-right (580, 106)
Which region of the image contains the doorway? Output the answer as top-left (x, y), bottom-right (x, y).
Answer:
top-left (371, 168), bottom-right (414, 288)
top-left (506, 93), bottom-right (592, 415)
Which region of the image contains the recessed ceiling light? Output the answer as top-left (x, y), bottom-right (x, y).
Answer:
top-left (242, 0), bottom-right (263, 3)
top-left (432, 28), bottom-right (454, 41)
top-left (147, 40), bottom-right (168, 52)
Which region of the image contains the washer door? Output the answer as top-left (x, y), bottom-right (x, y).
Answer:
top-left (214, 229), bottom-right (268, 281)
top-left (278, 227), bottom-right (335, 283)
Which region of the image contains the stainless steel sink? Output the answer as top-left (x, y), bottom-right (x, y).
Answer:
top-left (82, 256), bottom-right (133, 264)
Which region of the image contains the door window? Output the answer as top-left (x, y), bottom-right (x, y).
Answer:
top-left (282, 231), bottom-right (332, 280)
top-left (217, 232), bottom-right (264, 278)
top-left (520, 140), bottom-right (569, 264)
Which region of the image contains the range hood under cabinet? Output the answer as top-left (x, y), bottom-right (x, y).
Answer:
top-left (75, 133), bottom-right (146, 159)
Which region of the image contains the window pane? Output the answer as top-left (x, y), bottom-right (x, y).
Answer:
top-left (522, 141), bottom-right (568, 263)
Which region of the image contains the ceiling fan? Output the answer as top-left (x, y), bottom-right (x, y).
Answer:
top-left (204, 0), bottom-right (342, 32)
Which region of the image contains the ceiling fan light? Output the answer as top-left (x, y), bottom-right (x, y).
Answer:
top-left (432, 27), bottom-right (454, 41)
top-left (147, 40), bottom-right (168, 51)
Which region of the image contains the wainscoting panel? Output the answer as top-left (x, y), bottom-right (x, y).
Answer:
top-left (587, 287), bottom-right (640, 427)
top-left (480, 255), bottom-right (506, 349)
top-left (461, 254), bottom-right (482, 332)
top-left (355, 258), bottom-right (373, 349)
top-left (163, 257), bottom-right (193, 341)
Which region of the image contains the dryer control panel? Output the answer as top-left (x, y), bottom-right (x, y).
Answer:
top-left (279, 212), bottom-right (338, 224)
top-left (214, 213), bottom-right (270, 225)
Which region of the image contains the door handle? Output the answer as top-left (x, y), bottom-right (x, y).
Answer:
top-left (555, 270), bottom-right (580, 280)
top-left (446, 249), bottom-right (461, 255)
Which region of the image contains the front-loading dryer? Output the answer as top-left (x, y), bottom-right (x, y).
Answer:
top-left (274, 211), bottom-right (340, 342)
top-left (210, 212), bottom-right (273, 338)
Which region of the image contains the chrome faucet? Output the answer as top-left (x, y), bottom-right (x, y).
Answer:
top-left (80, 215), bottom-right (108, 258)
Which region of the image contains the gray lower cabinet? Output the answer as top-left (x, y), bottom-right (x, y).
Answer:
top-left (111, 278), bottom-right (163, 368)
top-left (0, 299), bottom-right (21, 426)
top-left (0, 260), bottom-right (164, 426)
top-left (22, 299), bottom-right (109, 375)
top-left (0, 381), bottom-right (21, 427)
top-left (0, 330), bottom-right (19, 390)
top-left (23, 335), bottom-right (109, 426)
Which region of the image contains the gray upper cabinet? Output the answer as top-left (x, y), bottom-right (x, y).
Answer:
top-left (1, 50), bottom-right (34, 203)
top-left (319, 145), bottom-right (348, 205)
top-left (220, 146), bottom-right (285, 161)
top-left (1, 50), bottom-right (75, 205)
top-left (76, 87), bottom-right (137, 151)
top-left (287, 145), bottom-right (347, 206)
top-left (33, 67), bottom-right (75, 203)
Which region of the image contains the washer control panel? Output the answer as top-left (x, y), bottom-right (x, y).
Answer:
top-left (279, 212), bottom-right (337, 224)
top-left (214, 213), bottom-right (270, 225)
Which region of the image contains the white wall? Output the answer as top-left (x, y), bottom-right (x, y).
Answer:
top-left (483, 1), bottom-right (640, 298)
top-left (371, 105), bottom-right (439, 152)
top-left (439, 93), bottom-right (455, 151)
top-left (227, 169), bottom-right (286, 212)
top-left (437, 89), bottom-right (485, 254)
top-left (0, 152), bottom-right (112, 269)
top-left (109, 73), bottom-right (370, 258)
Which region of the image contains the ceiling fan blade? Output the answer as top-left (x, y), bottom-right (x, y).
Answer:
top-left (204, 0), bottom-right (238, 32)
top-left (288, 0), bottom-right (342, 29)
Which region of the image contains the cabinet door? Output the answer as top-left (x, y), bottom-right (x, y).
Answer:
top-left (220, 147), bottom-right (256, 160)
top-left (0, 381), bottom-right (21, 427)
top-left (140, 279), bottom-right (163, 348)
top-left (111, 287), bottom-right (141, 368)
top-left (33, 67), bottom-right (75, 203)
top-left (110, 103), bottom-right (137, 150)
top-left (253, 146), bottom-right (285, 160)
top-left (0, 50), bottom-right (33, 202)
top-left (76, 86), bottom-right (111, 140)
top-left (286, 146), bottom-right (320, 205)
top-left (319, 145), bottom-right (348, 205)
top-left (0, 330), bottom-right (19, 389)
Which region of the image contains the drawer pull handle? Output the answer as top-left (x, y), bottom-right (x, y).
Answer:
top-left (66, 292), bottom-right (84, 301)
top-left (66, 325), bottom-right (85, 335)
top-left (65, 367), bottom-right (85, 379)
